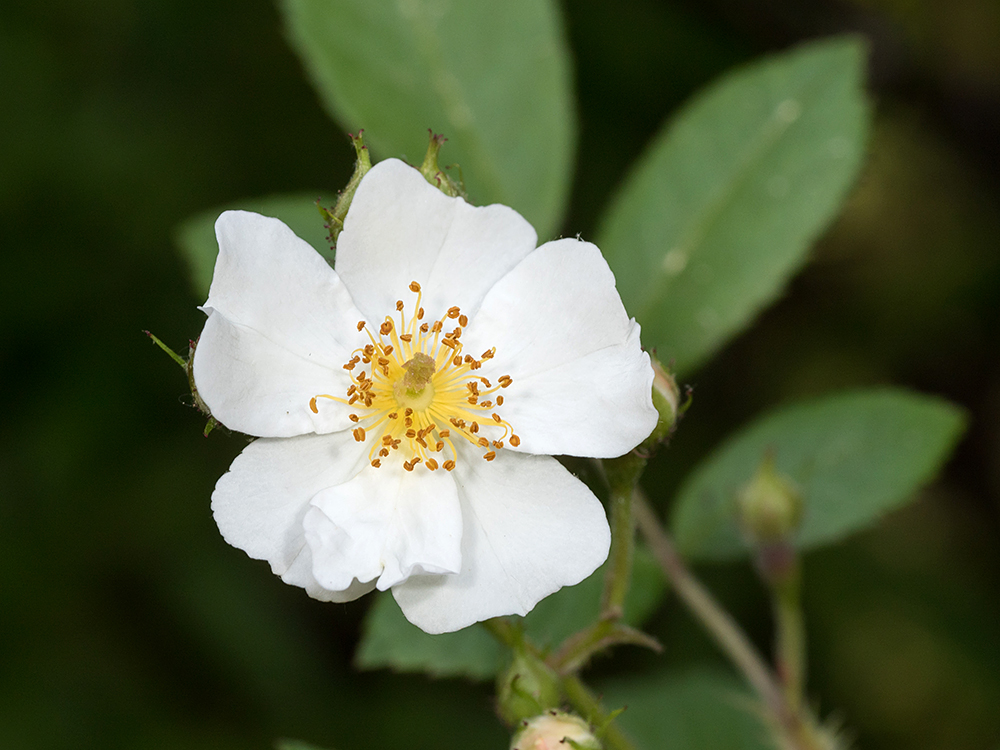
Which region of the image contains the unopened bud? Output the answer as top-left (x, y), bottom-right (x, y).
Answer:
top-left (738, 453), bottom-right (802, 545)
top-left (497, 652), bottom-right (561, 726)
top-left (638, 357), bottom-right (681, 452)
top-left (511, 712), bottom-right (602, 750)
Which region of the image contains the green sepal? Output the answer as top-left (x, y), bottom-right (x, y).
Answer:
top-left (145, 330), bottom-right (219, 435)
top-left (420, 131), bottom-right (466, 198)
top-left (144, 330), bottom-right (187, 369)
top-left (318, 131), bottom-right (372, 251)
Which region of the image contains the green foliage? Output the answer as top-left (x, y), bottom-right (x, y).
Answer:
top-left (672, 388), bottom-right (967, 560)
top-left (600, 669), bottom-right (771, 750)
top-left (280, 0), bottom-right (576, 239)
top-left (275, 740), bottom-right (335, 750)
top-left (175, 193), bottom-right (335, 298)
top-left (355, 544), bottom-right (665, 679)
top-left (597, 37), bottom-right (870, 375)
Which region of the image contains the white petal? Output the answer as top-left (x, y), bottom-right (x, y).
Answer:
top-left (335, 159), bottom-right (537, 322)
top-left (464, 238), bottom-right (658, 457)
top-left (305, 460), bottom-right (463, 593)
top-left (194, 313), bottom-right (355, 437)
top-left (194, 210), bottom-right (367, 436)
top-left (392, 450), bottom-right (611, 634)
top-left (282, 545), bottom-right (377, 603)
top-left (211, 431), bottom-right (371, 602)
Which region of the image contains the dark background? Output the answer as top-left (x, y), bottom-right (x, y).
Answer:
top-left (2, 0), bottom-right (998, 748)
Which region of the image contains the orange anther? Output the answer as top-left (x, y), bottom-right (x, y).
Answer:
top-left (409, 281), bottom-right (421, 293)
top-left (509, 434), bottom-right (521, 447)
top-left (443, 460), bottom-right (456, 471)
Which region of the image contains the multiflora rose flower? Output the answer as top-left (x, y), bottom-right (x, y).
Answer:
top-left (193, 158), bottom-right (658, 634)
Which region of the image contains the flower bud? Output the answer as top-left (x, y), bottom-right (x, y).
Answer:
top-left (641, 357), bottom-right (681, 450)
top-left (511, 712), bottom-right (602, 750)
top-left (497, 651), bottom-right (562, 726)
top-left (737, 453), bottom-right (802, 545)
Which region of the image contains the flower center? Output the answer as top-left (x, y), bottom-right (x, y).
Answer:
top-left (310, 281), bottom-right (519, 472)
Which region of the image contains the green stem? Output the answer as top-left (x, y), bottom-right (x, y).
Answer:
top-left (562, 674), bottom-right (636, 750)
top-left (634, 493), bottom-right (840, 750)
top-left (482, 617), bottom-right (521, 649)
top-left (601, 453), bottom-right (646, 619)
top-left (601, 481), bottom-right (636, 618)
top-left (773, 568), bottom-right (806, 712)
top-left (549, 619), bottom-right (661, 675)
top-left (632, 493), bottom-right (790, 723)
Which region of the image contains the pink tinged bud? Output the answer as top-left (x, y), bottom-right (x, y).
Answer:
top-left (510, 712), bottom-right (602, 750)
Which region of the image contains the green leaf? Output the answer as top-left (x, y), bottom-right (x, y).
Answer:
top-left (355, 544), bottom-right (666, 680)
top-left (174, 193), bottom-right (335, 299)
top-left (597, 37), bottom-right (870, 375)
top-left (355, 593), bottom-right (504, 680)
top-left (672, 388), bottom-right (966, 560)
top-left (280, 0), bottom-right (576, 239)
top-left (599, 669), bottom-right (771, 750)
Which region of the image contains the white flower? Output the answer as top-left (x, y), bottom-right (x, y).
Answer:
top-left (193, 158), bottom-right (658, 634)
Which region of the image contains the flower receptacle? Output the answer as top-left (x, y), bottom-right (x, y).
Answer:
top-left (497, 651), bottom-right (562, 727)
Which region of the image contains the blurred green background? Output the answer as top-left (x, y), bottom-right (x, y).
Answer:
top-left (2, 1), bottom-right (999, 749)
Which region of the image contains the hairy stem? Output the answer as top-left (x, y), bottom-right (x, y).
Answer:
top-left (632, 493), bottom-right (790, 722)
